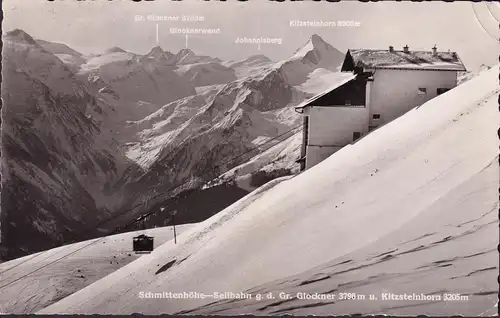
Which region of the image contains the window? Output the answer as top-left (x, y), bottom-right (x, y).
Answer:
top-left (345, 99), bottom-right (351, 106)
top-left (417, 87), bottom-right (427, 95)
top-left (373, 114), bottom-right (381, 119)
top-left (437, 88), bottom-right (450, 95)
top-left (353, 132), bottom-right (361, 141)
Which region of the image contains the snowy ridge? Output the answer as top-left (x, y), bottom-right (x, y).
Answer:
top-left (225, 54), bottom-right (272, 69)
top-left (174, 61), bottom-right (237, 87)
top-left (224, 55), bottom-right (274, 78)
top-left (172, 48), bottom-right (220, 65)
top-left (105, 47), bottom-right (128, 54)
top-left (38, 62), bottom-right (498, 316)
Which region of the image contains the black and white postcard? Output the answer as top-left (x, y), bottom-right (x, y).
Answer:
top-left (0, 0), bottom-right (498, 316)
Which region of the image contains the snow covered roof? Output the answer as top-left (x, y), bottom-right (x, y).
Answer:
top-left (342, 48), bottom-right (467, 72)
top-left (294, 73), bottom-right (357, 110)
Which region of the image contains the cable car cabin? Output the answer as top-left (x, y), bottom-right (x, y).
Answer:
top-left (133, 234), bottom-right (154, 253)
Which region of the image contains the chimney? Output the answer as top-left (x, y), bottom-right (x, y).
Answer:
top-left (432, 45), bottom-right (437, 56)
top-left (389, 45), bottom-right (394, 52)
top-left (403, 45), bottom-right (409, 53)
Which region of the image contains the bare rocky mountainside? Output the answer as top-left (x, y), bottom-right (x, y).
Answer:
top-left (1, 30), bottom-right (346, 260)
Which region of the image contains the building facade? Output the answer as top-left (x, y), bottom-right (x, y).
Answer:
top-left (296, 45), bottom-right (466, 171)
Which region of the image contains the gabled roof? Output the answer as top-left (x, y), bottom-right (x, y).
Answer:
top-left (294, 74), bottom-right (357, 110)
top-left (341, 49), bottom-right (467, 72)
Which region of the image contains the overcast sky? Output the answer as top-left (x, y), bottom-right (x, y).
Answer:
top-left (3, 1), bottom-right (499, 71)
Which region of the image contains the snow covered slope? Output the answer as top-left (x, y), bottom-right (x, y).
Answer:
top-left (138, 46), bottom-right (175, 64)
top-left (1, 29), bottom-right (140, 260)
top-left (458, 64), bottom-right (492, 85)
top-left (224, 55), bottom-right (274, 78)
top-left (39, 62), bottom-right (499, 315)
top-left (206, 130), bottom-right (302, 192)
top-left (174, 61), bottom-right (237, 87)
top-left (0, 224), bottom-right (195, 314)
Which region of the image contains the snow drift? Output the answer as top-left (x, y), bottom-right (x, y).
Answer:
top-left (39, 61), bottom-right (498, 316)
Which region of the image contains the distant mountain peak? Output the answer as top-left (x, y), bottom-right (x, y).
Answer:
top-left (106, 46), bottom-right (127, 53)
top-left (247, 54), bottom-right (271, 62)
top-left (309, 34), bottom-right (327, 47)
top-left (148, 45), bottom-right (174, 56)
top-left (302, 34), bottom-right (332, 53)
top-left (290, 33), bottom-right (342, 62)
top-left (280, 33), bottom-right (345, 85)
top-left (4, 29), bottom-right (37, 45)
top-left (174, 48), bottom-right (207, 65)
top-left (177, 48), bottom-right (195, 57)
top-left (150, 45), bottom-right (164, 53)
top-left (142, 45), bottom-right (174, 62)
top-left (226, 54), bottom-right (272, 69)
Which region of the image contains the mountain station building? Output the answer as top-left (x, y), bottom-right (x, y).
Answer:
top-left (295, 45), bottom-right (467, 171)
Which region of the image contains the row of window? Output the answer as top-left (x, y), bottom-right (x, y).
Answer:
top-left (418, 87), bottom-right (450, 95)
top-left (349, 87), bottom-right (452, 143)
